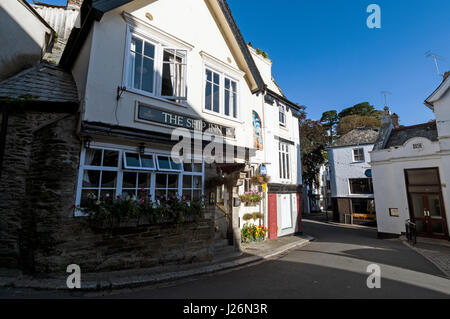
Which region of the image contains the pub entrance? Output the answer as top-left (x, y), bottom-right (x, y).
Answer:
top-left (405, 168), bottom-right (449, 239)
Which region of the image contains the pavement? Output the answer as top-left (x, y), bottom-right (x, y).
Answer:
top-left (0, 233), bottom-right (313, 294)
top-left (402, 238), bottom-right (450, 278)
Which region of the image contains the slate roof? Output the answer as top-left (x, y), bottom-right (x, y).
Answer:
top-left (0, 62), bottom-right (78, 103)
top-left (385, 121), bottom-right (438, 149)
top-left (330, 128), bottom-right (379, 148)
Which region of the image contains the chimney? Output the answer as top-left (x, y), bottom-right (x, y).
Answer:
top-left (444, 71), bottom-right (450, 80)
top-left (391, 113), bottom-right (400, 129)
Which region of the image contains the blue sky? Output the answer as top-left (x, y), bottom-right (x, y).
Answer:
top-left (31, 0), bottom-right (450, 125)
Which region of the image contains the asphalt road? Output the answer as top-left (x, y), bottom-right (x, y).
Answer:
top-left (98, 216), bottom-right (450, 299)
top-left (2, 216), bottom-right (450, 299)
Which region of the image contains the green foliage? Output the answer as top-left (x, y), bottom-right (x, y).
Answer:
top-left (78, 193), bottom-right (205, 229)
top-left (243, 213), bottom-right (264, 222)
top-left (320, 110), bottom-right (339, 144)
top-left (336, 115), bottom-right (381, 136)
top-left (338, 102), bottom-right (377, 119)
top-left (239, 191), bottom-right (263, 205)
top-left (300, 119), bottom-right (329, 188)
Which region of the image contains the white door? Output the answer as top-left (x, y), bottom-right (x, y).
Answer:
top-left (280, 194), bottom-right (292, 229)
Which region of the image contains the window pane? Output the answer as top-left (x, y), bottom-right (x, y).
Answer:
top-left (407, 169), bottom-right (440, 186)
top-left (123, 172), bottom-right (137, 189)
top-left (138, 173), bottom-right (151, 189)
top-left (183, 163), bottom-right (193, 172)
top-left (100, 190), bottom-right (115, 201)
top-left (170, 159), bottom-right (182, 171)
top-left (85, 149), bottom-right (102, 166)
top-left (144, 42), bottom-right (154, 58)
top-left (205, 82), bottom-right (212, 110)
top-left (156, 174), bottom-right (167, 188)
top-left (183, 175), bottom-right (193, 188)
top-left (193, 176), bottom-right (202, 189)
top-left (213, 73), bottom-right (220, 85)
top-left (168, 174), bottom-right (179, 189)
top-left (101, 172), bottom-right (117, 188)
top-left (193, 190), bottom-right (202, 200)
top-left (81, 190), bottom-right (98, 207)
top-left (206, 69), bottom-right (212, 82)
top-left (162, 61), bottom-right (174, 96)
top-left (232, 92), bottom-right (237, 118)
top-left (103, 151), bottom-right (119, 167)
top-left (83, 170), bottom-right (100, 188)
top-left (193, 163), bottom-right (202, 173)
top-left (141, 155), bottom-right (155, 169)
top-left (131, 36), bottom-right (142, 54)
top-left (142, 57), bottom-right (154, 93)
top-left (133, 54), bottom-right (142, 90)
top-left (158, 156), bottom-right (171, 170)
top-left (213, 84), bottom-right (220, 113)
top-left (125, 153), bottom-right (140, 168)
top-left (224, 89), bottom-right (230, 116)
top-left (349, 179), bottom-right (373, 194)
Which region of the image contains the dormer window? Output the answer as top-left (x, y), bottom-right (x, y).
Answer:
top-left (125, 27), bottom-right (187, 101)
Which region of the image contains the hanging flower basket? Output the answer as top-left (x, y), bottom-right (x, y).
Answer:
top-left (239, 191), bottom-right (263, 206)
top-left (250, 175), bottom-right (270, 185)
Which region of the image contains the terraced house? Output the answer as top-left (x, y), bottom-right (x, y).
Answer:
top-left (0, 0), bottom-right (303, 274)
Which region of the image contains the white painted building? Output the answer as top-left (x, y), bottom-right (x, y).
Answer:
top-left (0, 0), bottom-right (55, 81)
top-left (327, 128), bottom-right (378, 223)
top-left (59, 0), bottom-right (303, 245)
top-left (371, 73), bottom-right (450, 240)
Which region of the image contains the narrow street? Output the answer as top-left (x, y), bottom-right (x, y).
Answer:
top-left (94, 216), bottom-right (450, 299)
top-left (2, 215), bottom-right (449, 299)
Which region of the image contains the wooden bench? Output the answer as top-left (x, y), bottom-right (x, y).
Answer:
top-left (345, 213), bottom-right (376, 225)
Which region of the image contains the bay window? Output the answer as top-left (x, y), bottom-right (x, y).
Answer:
top-left (76, 147), bottom-right (204, 215)
top-left (125, 27), bottom-right (187, 100)
top-left (204, 67), bottom-right (239, 120)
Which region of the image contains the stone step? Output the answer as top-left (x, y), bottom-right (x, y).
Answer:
top-left (214, 239), bottom-right (230, 248)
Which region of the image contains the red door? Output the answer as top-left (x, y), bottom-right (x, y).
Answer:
top-left (268, 194), bottom-right (278, 239)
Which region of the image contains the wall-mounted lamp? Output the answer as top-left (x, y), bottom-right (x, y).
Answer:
top-left (84, 136), bottom-right (92, 149)
top-left (138, 143), bottom-right (146, 155)
top-left (117, 86), bottom-right (126, 101)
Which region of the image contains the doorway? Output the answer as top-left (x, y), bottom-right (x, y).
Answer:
top-left (405, 168), bottom-right (448, 239)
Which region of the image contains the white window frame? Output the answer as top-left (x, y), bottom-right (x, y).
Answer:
top-left (279, 142), bottom-right (291, 182)
top-left (75, 145), bottom-right (205, 217)
top-left (123, 25), bottom-right (188, 102)
top-left (202, 64), bottom-right (240, 121)
top-left (156, 155), bottom-right (184, 172)
top-left (123, 152), bottom-right (156, 171)
top-left (353, 148), bottom-right (365, 162)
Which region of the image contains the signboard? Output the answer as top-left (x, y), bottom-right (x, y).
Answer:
top-left (138, 104), bottom-right (236, 138)
top-left (389, 208), bottom-right (399, 217)
top-left (260, 164), bottom-right (267, 176)
top-left (253, 111), bottom-right (263, 150)
top-left (365, 169), bottom-right (372, 178)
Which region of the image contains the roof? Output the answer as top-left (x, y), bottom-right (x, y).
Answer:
top-left (425, 70), bottom-right (450, 110)
top-left (384, 121), bottom-right (438, 149)
top-left (60, 0), bottom-right (265, 92)
top-left (330, 128), bottom-right (379, 148)
top-left (0, 62), bottom-right (78, 104)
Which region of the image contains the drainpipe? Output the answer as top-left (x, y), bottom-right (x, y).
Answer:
top-left (0, 110), bottom-right (9, 180)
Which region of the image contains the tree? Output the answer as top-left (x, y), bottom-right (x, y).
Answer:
top-left (299, 119), bottom-right (329, 188)
top-left (338, 102), bottom-right (378, 119)
top-left (320, 110), bottom-right (338, 144)
top-left (336, 115), bottom-right (381, 136)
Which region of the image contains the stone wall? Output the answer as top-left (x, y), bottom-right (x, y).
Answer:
top-left (33, 219), bottom-right (215, 274)
top-left (0, 111), bottom-right (80, 272)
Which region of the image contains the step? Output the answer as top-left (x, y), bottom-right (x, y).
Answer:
top-left (214, 239), bottom-right (230, 248)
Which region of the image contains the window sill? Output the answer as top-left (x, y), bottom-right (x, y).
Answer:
top-left (201, 109), bottom-right (244, 125)
top-left (125, 87), bottom-right (188, 109)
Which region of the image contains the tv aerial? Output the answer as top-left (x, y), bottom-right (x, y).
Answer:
top-left (381, 91), bottom-right (392, 107)
top-left (425, 51), bottom-right (446, 77)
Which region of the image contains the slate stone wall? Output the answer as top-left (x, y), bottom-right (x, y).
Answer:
top-left (0, 110), bottom-right (215, 274)
top-left (0, 111), bottom-right (80, 272)
top-left (33, 219), bottom-right (215, 274)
